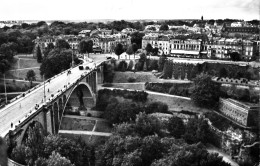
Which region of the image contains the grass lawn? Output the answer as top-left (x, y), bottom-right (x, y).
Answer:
top-left (10, 56), bottom-right (41, 70)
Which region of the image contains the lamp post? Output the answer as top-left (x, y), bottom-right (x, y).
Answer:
top-left (4, 73), bottom-right (7, 103)
top-left (43, 77), bottom-right (46, 103)
top-left (71, 50), bottom-right (74, 68)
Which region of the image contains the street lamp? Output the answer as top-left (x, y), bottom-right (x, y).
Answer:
top-left (4, 73), bottom-right (7, 103)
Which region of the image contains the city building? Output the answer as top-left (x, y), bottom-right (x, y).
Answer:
top-left (169, 36), bottom-right (202, 58)
top-left (207, 37), bottom-right (257, 60)
top-left (78, 30), bottom-right (91, 37)
top-left (219, 98), bottom-right (259, 127)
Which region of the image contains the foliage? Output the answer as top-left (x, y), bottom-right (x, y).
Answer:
top-left (0, 59), bottom-right (10, 73)
top-left (99, 114), bottom-right (164, 166)
top-left (127, 77), bottom-right (136, 82)
top-left (162, 60), bottom-right (173, 79)
top-left (148, 59), bottom-right (159, 71)
top-left (26, 70), bottom-right (36, 87)
top-left (46, 152), bottom-right (74, 166)
top-left (151, 143), bottom-right (231, 166)
top-left (219, 67), bottom-right (227, 78)
top-left (40, 49), bottom-right (74, 78)
top-left (96, 89), bottom-right (148, 111)
top-left (103, 62), bottom-right (115, 83)
top-left (190, 73), bottom-right (221, 108)
top-left (167, 117), bottom-right (185, 139)
top-left (114, 43), bottom-right (124, 56)
top-left (55, 39), bottom-right (70, 49)
top-left (130, 32), bottom-right (145, 49)
top-left (104, 100), bottom-right (144, 124)
top-left (145, 43), bottom-right (153, 54)
top-left (127, 60), bottom-right (134, 71)
top-left (11, 132), bottom-right (93, 166)
top-left (183, 117), bottom-right (212, 144)
top-left (229, 52), bottom-right (241, 61)
top-left (117, 61), bottom-right (127, 72)
top-left (158, 54), bottom-right (167, 72)
top-left (159, 23), bottom-right (169, 31)
top-left (152, 47), bottom-right (159, 56)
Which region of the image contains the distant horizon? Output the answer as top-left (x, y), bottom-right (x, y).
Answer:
top-left (0, 0), bottom-right (259, 21)
top-left (1, 18), bottom-right (259, 23)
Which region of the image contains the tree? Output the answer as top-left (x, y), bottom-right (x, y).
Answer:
top-left (43, 43), bottom-right (55, 57)
top-left (219, 67), bottom-right (227, 78)
top-left (40, 49), bottom-right (73, 78)
top-left (55, 39), bottom-right (70, 49)
top-left (152, 47), bottom-right (159, 56)
top-left (126, 45), bottom-right (134, 55)
top-left (85, 40), bottom-right (93, 57)
top-left (130, 32), bottom-right (145, 49)
top-left (0, 42), bottom-right (18, 60)
top-left (26, 70), bottom-right (36, 87)
top-left (159, 24), bottom-right (169, 31)
top-left (0, 59), bottom-right (10, 74)
top-left (158, 54), bottom-right (167, 72)
top-left (145, 43), bottom-right (153, 56)
top-left (190, 73), bottom-right (221, 108)
top-left (46, 152), bottom-right (73, 166)
top-left (229, 52), bottom-right (241, 61)
top-left (151, 143), bottom-right (231, 166)
top-left (114, 43), bottom-right (124, 56)
top-left (78, 40), bottom-right (87, 54)
top-left (36, 45), bottom-right (43, 63)
top-left (167, 117), bottom-right (185, 139)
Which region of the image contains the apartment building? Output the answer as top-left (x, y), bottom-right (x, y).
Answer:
top-left (169, 37), bottom-right (202, 57)
top-left (219, 98), bottom-right (259, 127)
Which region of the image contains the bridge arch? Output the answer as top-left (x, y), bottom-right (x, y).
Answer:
top-left (59, 82), bottom-right (95, 130)
top-left (21, 121), bottom-right (45, 144)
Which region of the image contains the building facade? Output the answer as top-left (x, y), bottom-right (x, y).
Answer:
top-left (219, 98), bottom-right (259, 127)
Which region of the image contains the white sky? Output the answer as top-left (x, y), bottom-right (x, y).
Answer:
top-left (0, 0), bottom-right (259, 21)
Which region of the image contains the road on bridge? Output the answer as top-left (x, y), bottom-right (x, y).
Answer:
top-left (0, 59), bottom-right (105, 137)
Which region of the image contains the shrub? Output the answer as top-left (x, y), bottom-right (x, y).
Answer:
top-left (127, 60), bottom-right (134, 71)
top-left (148, 59), bottom-right (158, 71)
top-left (135, 61), bottom-right (143, 71)
top-left (117, 61), bottom-right (127, 72)
top-left (127, 77), bottom-right (136, 83)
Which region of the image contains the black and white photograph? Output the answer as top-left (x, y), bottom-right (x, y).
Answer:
top-left (0, 0), bottom-right (259, 165)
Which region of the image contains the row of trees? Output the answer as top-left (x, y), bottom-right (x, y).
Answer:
top-left (8, 122), bottom-right (94, 166)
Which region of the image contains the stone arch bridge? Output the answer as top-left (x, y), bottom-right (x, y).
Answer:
top-left (0, 61), bottom-right (105, 146)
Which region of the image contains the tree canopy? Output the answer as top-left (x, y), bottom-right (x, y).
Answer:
top-left (190, 73), bottom-right (221, 108)
top-left (114, 43), bottom-right (124, 56)
top-left (145, 43), bottom-right (153, 54)
top-left (26, 70), bottom-right (36, 87)
top-left (55, 39), bottom-right (70, 49)
top-left (36, 45), bottom-right (42, 63)
top-left (159, 23), bottom-right (169, 31)
top-left (40, 49), bottom-right (74, 78)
